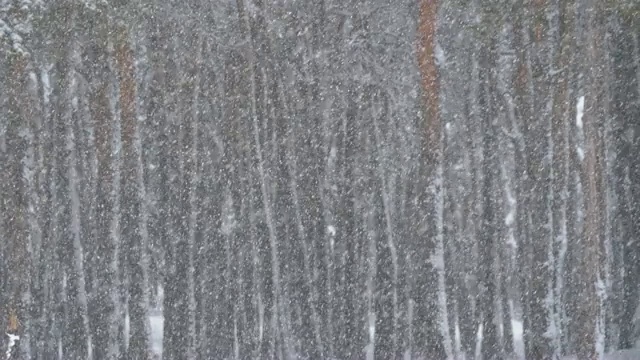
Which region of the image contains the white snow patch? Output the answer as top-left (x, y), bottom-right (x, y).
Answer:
top-left (435, 42), bottom-right (446, 66)
top-left (561, 349), bottom-right (640, 360)
top-left (329, 145), bottom-right (337, 162)
top-left (5, 333), bottom-right (20, 359)
top-left (596, 275), bottom-right (607, 359)
top-left (29, 71), bottom-right (37, 86)
top-left (220, 193), bottom-right (237, 236)
top-left (478, 319), bottom-right (524, 359)
top-left (513, 319), bottom-right (523, 340)
top-left (576, 96), bottom-right (585, 129)
top-left (513, 319), bottom-right (524, 359)
top-left (505, 211), bottom-right (515, 227)
top-left (149, 310), bottom-right (164, 357)
top-left (576, 96), bottom-right (586, 162)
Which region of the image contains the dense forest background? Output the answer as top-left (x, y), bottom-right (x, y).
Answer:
top-left (2, 0), bottom-right (640, 359)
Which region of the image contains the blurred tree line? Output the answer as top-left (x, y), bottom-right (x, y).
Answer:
top-left (1, 0), bottom-right (639, 359)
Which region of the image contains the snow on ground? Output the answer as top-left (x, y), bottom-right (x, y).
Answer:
top-left (513, 319), bottom-right (524, 358)
top-left (150, 309), bottom-right (164, 357)
top-left (475, 319), bottom-right (524, 360)
top-left (147, 315), bottom-right (640, 360)
top-left (5, 333), bottom-right (19, 359)
top-left (562, 349), bottom-right (640, 360)
top-left (148, 314), bottom-right (525, 359)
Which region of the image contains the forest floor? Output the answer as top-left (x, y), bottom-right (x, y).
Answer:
top-left (147, 310), bottom-right (639, 359)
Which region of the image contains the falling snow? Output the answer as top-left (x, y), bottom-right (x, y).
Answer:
top-left (1, 1), bottom-right (639, 360)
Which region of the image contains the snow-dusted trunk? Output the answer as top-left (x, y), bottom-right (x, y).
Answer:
top-left (251, 86), bottom-right (293, 357)
top-left (249, 75), bottom-right (292, 359)
top-left (294, 14), bottom-right (331, 356)
top-left (0, 117), bottom-right (6, 356)
top-left (496, 14), bottom-right (519, 356)
top-left (115, 25), bottom-right (151, 359)
top-left (614, 15), bottom-right (640, 351)
top-left (330, 91), bottom-right (366, 359)
top-left (160, 31), bottom-right (193, 359)
top-left (561, 2), bottom-right (585, 354)
top-left (414, 0), bottom-right (450, 358)
top-left (88, 14), bottom-right (120, 359)
top-left (41, 57), bottom-right (65, 358)
top-left (601, 17), bottom-right (616, 349)
top-left (143, 15), bottom-right (167, 317)
top-left (434, 158), bottom-right (454, 360)
top-left (510, 7), bottom-right (534, 355)
top-left (3, 51), bottom-right (31, 360)
top-left (371, 100), bottom-right (400, 358)
top-left (459, 18), bottom-right (483, 358)
top-left (191, 40), bottom-right (208, 360)
top-left (438, 3), bottom-right (476, 355)
top-left (562, 3), bottom-right (607, 358)
top-left (67, 73), bottom-right (93, 360)
top-left (19, 66), bottom-right (46, 360)
top-left (286, 137), bottom-right (325, 357)
top-left (209, 49), bottom-right (249, 358)
top-left (518, 0), bottom-right (557, 357)
top-left (574, 2), bottom-right (608, 358)
top-left (52, 33), bottom-right (92, 359)
top-left (236, 0), bottom-right (293, 356)
top-left (549, 0), bottom-right (576, 354)
top-left (1, 5), bottom-right (41, 357)
top-left (634, 25), bottom-right (640, 99)
top-left (246, 188), bottom-right (266, 359)
top-left (183, 31), bottom-right (203, 360)
top-left (31, 63), bottom-right (56, 359)
top-left (477, 29), bottom-right (500, 359)
top-left (191, 45), bottom-right (214, 360)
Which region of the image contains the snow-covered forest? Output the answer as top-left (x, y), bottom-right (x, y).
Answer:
top-left (1, 0), bottom-right (639, 359)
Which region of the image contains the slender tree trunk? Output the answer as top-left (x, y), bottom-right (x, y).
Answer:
top-left (237, 0), bottom-right (293, 356)
top-left (414, 0), bottom-right (450, 358)
top-left (89, 21), bottom-right (120, 358)
top-left (574, 2), bottom-right (607, 358)
top-left (478, 35), bottom-right (500, 360)
top-left (53, 30), bottom-right (93, 359)
top-left (616, 15), bottom-right (640, 351)
top-left (115, 25), bottom-right (151, 359)
top-left (4, 50), bottom-right (31, 359)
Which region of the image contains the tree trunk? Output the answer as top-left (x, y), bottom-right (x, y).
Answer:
top-left (414, 0), bottom-right (450, 358)
top-left (89, 16), bottom-right (120, 358)
top-left (115, 25), bottom-right (151, 359)
top-left (574, 2), bottom-right (607, 358)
